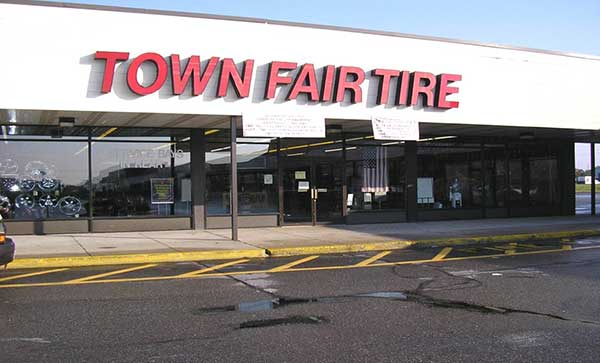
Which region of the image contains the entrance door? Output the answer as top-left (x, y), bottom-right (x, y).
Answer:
top-left (282, 140), bottom-right (344, 225)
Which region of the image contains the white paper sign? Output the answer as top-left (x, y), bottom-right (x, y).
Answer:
top-left (298, 181), bottom-right (310, 191)
top-left (417, 177), bottom-right (434, 204)
top-left (294, 171), bottom-right (306, 180)
top-left (243, 113), bottom-right (325, 138)
top-left (371, 117), bottom-right (419, 141)
top-left (264, 174), bottom-right (273, 185)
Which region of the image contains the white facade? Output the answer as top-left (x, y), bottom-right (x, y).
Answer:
top-left (1, 2), bottom-right (600, 130)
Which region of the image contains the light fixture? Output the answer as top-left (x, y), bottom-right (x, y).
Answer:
top-left (519, 132), bottom-right (534, 140)
top-left (326, 125), bottom-right (343, 134)
top-left (58, 117), bottom-right (76, 127)
top-left (418, 135), bottom-right (457, 142)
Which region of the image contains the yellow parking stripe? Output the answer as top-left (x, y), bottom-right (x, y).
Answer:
top-left (270, 255), bottom-right (319, 272)
top-left (0, 268), bottom-right (69, 283)
top-left (432, 247), bottom-right (453, 261)
top-left (0, 244), bottom-right (596, 289)
top-left (66, 264), bottom-right (158, 283)
top-left (176, 259), bottom-right (249, 278)
top-left (505, 243), bottom-right (517, 255)
top-left (355, 251), bottom-right (392, 266)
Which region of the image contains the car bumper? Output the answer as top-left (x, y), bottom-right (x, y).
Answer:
top-left (0, 238), bottom-right (15, 265)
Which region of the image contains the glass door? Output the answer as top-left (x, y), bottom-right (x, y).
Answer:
top-left (283, 159), bottom-right (312, 223)
top-left (314, 161), bottom-right (343, 223)
top-left (281, 138), bottom-right (344, 225)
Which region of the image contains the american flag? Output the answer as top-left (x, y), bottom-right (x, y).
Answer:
top-left (361, 146), bottom-right (389, 193)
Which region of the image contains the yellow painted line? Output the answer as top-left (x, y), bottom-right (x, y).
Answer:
top-left (432, 247), bottom-right (453, 261)
top-left (355, 251), bottom-right (392, 266)
top-left (65, 264), bottom-right (158, 283)
top-left (0, 244), bottom-right (599, 289)
top-left (270, 255), bottom-right (319, 272)
top-left (561, 244), bottom-right (573, 250)
top-left (176, 259), bottom-right (249, 278)
top-left (505, 243), bottom-right (517, 255)
top-left (0, 268), bottom-right (69, 283)
top-left (267, 241), bottom-right (414, 257)
top-left (8, 249), bottom-right (267, 269)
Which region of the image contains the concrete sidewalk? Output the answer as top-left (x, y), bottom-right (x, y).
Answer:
top-left (8, 215), bottom-right (600, 265)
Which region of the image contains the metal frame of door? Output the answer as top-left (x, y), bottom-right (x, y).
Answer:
top-left (280, 155), bottom-right (344, 226)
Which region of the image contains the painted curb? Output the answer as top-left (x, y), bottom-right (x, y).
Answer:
top-left (9, 249), bottom-right (267, 269)
top-left (265, 240), bottom-right (415, 257)
top-left (8, 229), bottom-right (600, 269)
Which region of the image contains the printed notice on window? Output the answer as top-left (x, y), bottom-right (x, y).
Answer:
top-left (243, 113), bottom-right (325, 138)
top-left (371, 117), bottom-right (419, 141)
top-left (151, 178), bottom-right (174, 204)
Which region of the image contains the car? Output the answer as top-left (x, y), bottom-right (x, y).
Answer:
top-left (0, 214), bottom-right (15, 268)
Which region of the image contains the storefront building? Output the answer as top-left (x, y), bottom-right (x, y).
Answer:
top-left (0, 1), bottom-right (599, 235)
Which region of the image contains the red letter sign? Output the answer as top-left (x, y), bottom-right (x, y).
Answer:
top-left (170, 55), bottom-right (219, 96)
top-left (288, 64), bottom-right (319, 101)
top-left (126, 52), bottom-right (168, 95)
top-left (372, 69), bottom-right (400, 105)
top-left (335, 66), bottom-right (365, 103)
top-left (95, 51), bottom-right (129, 93)
top-left (217, 59), bottom-right (254, 98)
top-left (436, 73), bottom-right (461, 109)
top-left (410, 72), bottom-right (436, 107)
top-left (264, 61), bottom-right (298, 99)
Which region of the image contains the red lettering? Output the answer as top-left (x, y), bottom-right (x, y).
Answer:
top-left (287, 64), bottom-right (319, 101)
top-left (264, 61), bottom-right (297, 99)
top-left (320, 65), bottom-right (335, 102)
top-left (126, 52), bottom-right (168, 96)
top-left (395, 71), bottom-right (411, 106)
top-left (217, 59), bottom-right (254, 98)
top-left (372, 69), bottom-right (400, 105)
top-left (436, 73), bottom-right (461, 109)
top-left (170, 55), bottom-right (219, 96)
top-left (410, 72), bottom-right (436, 107)
top-left (334, 66), bottom-right (365, 103)
top-left (95, 51), bottom-right (129, 93)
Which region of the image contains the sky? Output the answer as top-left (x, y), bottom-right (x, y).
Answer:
top-left (42, 0), bottom-right (600, 168)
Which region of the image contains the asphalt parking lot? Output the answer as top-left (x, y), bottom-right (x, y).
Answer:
top-left (2, 237), bottom-right (600, 362)
top-left (0, 239), bottom-right (585, 289)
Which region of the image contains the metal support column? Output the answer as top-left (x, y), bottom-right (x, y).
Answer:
top-left (230, 117), bottom-right (239, 240)
top-left (277, 138), bottom-right (284, 226)
top-left (592, 143), bottom-right (596, 215)
top-left (190, 129), bottom-right (206, 229)
top-left (405, 141), bottom-right (418, 222)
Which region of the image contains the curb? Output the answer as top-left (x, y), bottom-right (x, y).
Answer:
top-left (9, 249), bottom-right (267, 269)
top-left (8, 229), bottom-right (600, 269)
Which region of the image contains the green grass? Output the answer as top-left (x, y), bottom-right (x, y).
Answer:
top-left (576, 184), bottom-right (600, 193)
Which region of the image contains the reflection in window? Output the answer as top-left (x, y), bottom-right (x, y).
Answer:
top-left (91, 140), bottom-right (190, 217)
top-left (238, 142), bottom-right (278, 215)
top-left (417, 143), bottom-right (482, 209)
top-left (0, 141), bottom-right (89, 220)
top-left (509, 144), bottom-right (559, 208)
top-left (206, 143), bottom-right (230, 215)
top-left (206, 140), bottom-right (278, 215)
top-left (345, 144), bottom-right (406, 212)
top-left (483, 145), bottom-right (507, 208)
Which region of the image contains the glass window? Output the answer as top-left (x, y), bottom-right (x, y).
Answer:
top-left (345, 142), bottom-right (406, 212)
top-left (483, 144), bottom-right (507, 208)
top-left (206, 142), bottom-right (231, 215)
top-left (417, 143), bottom-right (482, 209)
top-left (508, 143), bottom-right (560, 209)
top-left (238, 141), bottom-right (278, 215)
top-left (206, 139), bottom-right (279, 215)
top-left (91, 139), bottom-right (190, 217)
top-left (0, 141), bottom-right (89, 220)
